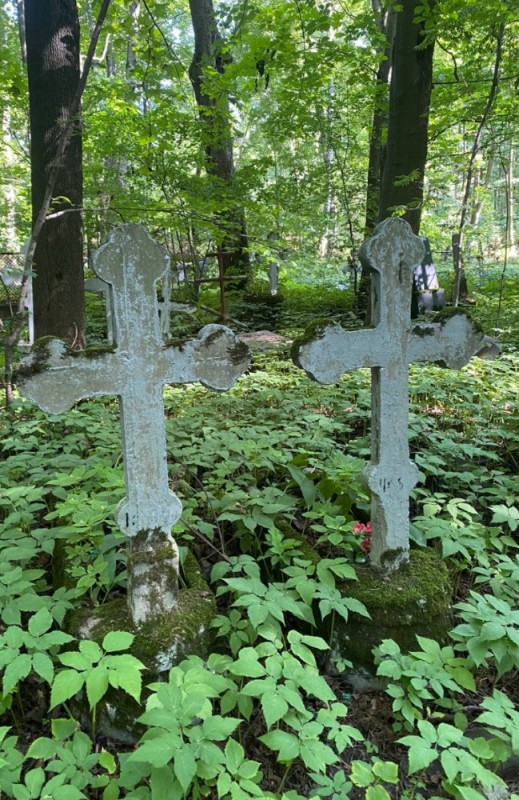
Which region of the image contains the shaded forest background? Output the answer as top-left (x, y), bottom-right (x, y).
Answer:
top-left (0, 0), bottom-right (517, 316)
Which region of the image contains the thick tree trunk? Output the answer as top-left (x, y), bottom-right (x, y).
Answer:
top-left (365, 1), bottom-right (396, 235)
top-left (188, 0), bottom-right (249, 280)
top-left (357, 1), bottom-right (396, 320)
top-left (378, 0), bottom-right (436, 235)
top-left (24, 0), bottom-right (85, 346)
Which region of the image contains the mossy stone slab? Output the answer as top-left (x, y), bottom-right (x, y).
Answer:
top-left (331, 549), bottom-right (453, 671)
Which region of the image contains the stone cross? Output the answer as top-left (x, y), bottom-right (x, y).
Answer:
top-left (293, 218), bottom-right (492, 573)
top-left (157, 267), bottom-right (196, 339)
top-left (16, 224), bottom-right (250, 623)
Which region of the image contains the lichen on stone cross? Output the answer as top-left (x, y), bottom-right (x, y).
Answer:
top-left (293, 217), bottom-right (492, 574)
top-left (16, 224), bottom-right (251, 624)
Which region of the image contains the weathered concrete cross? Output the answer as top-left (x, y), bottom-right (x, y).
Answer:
top-left (293, 218), bottom-right (491, 573)
top-left (16, 224), bottom-right (250, 623)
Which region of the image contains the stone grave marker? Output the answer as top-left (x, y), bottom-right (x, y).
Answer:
top-left (157, 266), bottom-right (196, 339)
top-left (412, 236), bottom-right (445, 315)
top-left (84, 276), bottom-right (115, 344)
top-left (16, 224), bottom-right (251, 626)
top-left (293, 217), bottom-right (493, 574)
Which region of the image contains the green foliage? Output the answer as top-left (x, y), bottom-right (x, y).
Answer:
top-left (375, 637), bottom-right (474, 732)
top-left (450, 592), bottom-right (519, 677)
top-left (16, 719), bottom-right (117, 800)
top-left (52, 632), bottom-right (145, 713)
top-left (0, 268), bottom-right (518, 799)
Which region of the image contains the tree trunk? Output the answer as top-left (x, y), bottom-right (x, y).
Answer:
top-left (24, 0), bottom-right (85, 346)
top-left (188, 0), bottom-right (249, 280)
top-left (505, 143), bottom-right (516, 257)
top-left (452, 22), bottom-right (504, 306)
top-left (378, 0), bottom-right (436, 234)
top-left (365, 1), bottom-right (396, 235)
top-left (16, 0), bottom-right (27, 64)
top-left (2, 108), bottom-right (18, 250)
top-left (357, 0), bottom-right (396, 320)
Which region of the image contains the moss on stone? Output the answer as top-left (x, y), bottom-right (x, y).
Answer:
top-left (291, 319), bottom-right (336, 368)
top-left (65, 549), bottom-right (216, 743)
top-left (14, 337), bottom-right (57, 378)
top-left (333, 549), bottom-right (454, 670)
top-left (76, 344), bottom-right (116, 359)
top-left (432, 306), bottom-right (484, 334)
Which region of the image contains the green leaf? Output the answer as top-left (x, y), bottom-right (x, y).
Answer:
top-left (51, 718), bottom-right (78, 740)
top-left (50, 669), bottom-right (85, 709)
top-left (224, 738), bottom-right (244, 773)
top-left (372, 761), bottom-right (399, 783)
top-left (26, 737), bottom-right (59, 760)
top-left (366, 787), bottom-right (391, 800)
top-left (231, 658), bottom-right (265, 678)
top-left (441, 750), bottom-right (460, 783)
top-left (130, 736), bottom-right (177, 768)
top-left (406, 742), bottom-right (436, 775)
top-left (79, 639), bottom-right (103, 663)
top-left (259, 730), bottom-right (299, 761)
top-left (23, 767), bottom-right (45, 797)
top-left (479, 621), bottom-right (506, 641)
top-left (173, 748), bottom-right (196, 792)
top-left (217, 771), bottom-right (232, 797)
top-left (115, 667), bottom-right (142, 704)
top-left (32, 652), bottom-right (54, 685)
top-left (102, 631), bottom-right (134, 652)
top-left (27, 608), bottom-right (53, 638)
top-left (261, 691), bottom-right (288, 728)
top-left (448, 666), bottom-right (476, 692)
top-left (58, 651), bottom-right (91, 671)
top-left (102, 780), bottom-right (120, 800)
top-left (52, 786), bottom-right (87, 800)
top-left (99, 750), bottom-right (117, 774)
top-left (350, 761), bottom-right (373, 787)
top-left (86, 665), bottom-right (110, 709)
top-left (201, 716), bottom-right (241, 741)
top-left (3, 654), bottom-right (32, 695)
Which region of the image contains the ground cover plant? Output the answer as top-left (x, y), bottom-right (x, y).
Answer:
top-left (0, 268), bottom-right (517, 799)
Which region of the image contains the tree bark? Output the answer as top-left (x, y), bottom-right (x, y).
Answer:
top-left (365, 1), bottom-right (396, 235)
top-left (356, 0), bottom-right (396, 320)
top-left (378, 0), bottom-right (436, 235)
top-left (24, 0), bottom-right (85, 345)
top-left (452, 22), bottom-right (504, 305)
top-left (188, 0), bottom-right (249, 280)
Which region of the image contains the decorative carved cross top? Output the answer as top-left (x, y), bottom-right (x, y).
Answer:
top-left (293, 218), bottom-right (492, 573)
top-left (16, 224), bottom-right (250, 623)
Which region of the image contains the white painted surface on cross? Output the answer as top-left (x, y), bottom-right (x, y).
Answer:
top-left (294, 218), bottom-right (492, 573)
top-left (18, 224), bottom-right (250, 535)
top-left (16, 224), bottom-right (250, 623)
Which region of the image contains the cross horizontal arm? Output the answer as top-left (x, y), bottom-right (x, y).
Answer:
top-left (15, 339), bottom-right (123, 413)
top-left (409, 314), bottom-right (488, 369)
top-left (159, 325), bottom-right (251, 391)
top-left (293, 325), bottom-right (380, 384)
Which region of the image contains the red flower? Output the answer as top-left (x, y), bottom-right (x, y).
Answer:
top-left (353, 521), bottom-right (372, 554)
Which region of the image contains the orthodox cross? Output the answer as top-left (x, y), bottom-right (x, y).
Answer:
top-left (17, 224), bottom-right (250, 623)
top-left (293, 218), bottom-right (491, 573)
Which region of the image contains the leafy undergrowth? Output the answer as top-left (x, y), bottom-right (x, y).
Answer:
top-left (0, 272), bottom-right (517, 799)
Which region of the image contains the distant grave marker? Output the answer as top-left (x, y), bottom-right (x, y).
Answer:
top-left (17, 224), bottom-right (250, 624)
top-left (412, 236), bottom-right (445, 315)
top-left (293, 218), bottom-right (493, 573)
